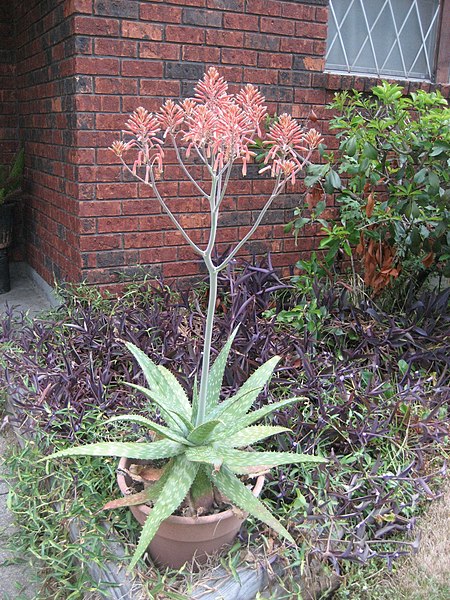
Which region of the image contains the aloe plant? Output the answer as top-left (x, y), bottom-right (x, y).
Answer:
top-left (42, 68), bottom-right (325, 569)
top-left (46, 335), bottom-right (325, 569)
top-left (0, 148), bottom-right (24, 206)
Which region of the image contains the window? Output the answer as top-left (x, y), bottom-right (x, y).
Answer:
top-left (326, 0), bottom-right (445, 81)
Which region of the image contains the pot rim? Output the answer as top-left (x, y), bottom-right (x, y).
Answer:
top-left (117, 456), bottom-right (265, 524)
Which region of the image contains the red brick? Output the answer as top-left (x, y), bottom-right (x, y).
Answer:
top-left (206, 29), bottom-right (244, 47)
top-left (207, 0), bottom-right (243, 10)
top-left (75, 56), bottom-right (120, 75)
top-left (94, 38), bottom-right (137, 56)
top-left (75, 95), bottom-right (120, 111)
top-left (140, 78), bottom-right (180, 96)
top-left (80, 234), bottom-right (123, 251)
top-left (140, 41), bottom-right (180, 60)
top-left (260, 17), bottom-right (295, 36)
top-left (165, 229), bottom-right (203, 246)
top-left (295, 21), bottom-right (327, 40)
top-left (141, 4), bottom-right (182, 23)
top-left (247, 0), bottom-right (281, 16)
top-left (258, 53), bottom-right (292, 69)
top-left (95, 77), bottom-right (138, 94)
top-left (79, 201), bottom-right (122, 217)
top-left (315, 6), bottom-right (329, 23)
top-left (314, 40), bottom-right (327, 56)
top-left (178, 213), bottom-right (210, 229)
top-left (121, 95), bottom-right (160, 112)
top-left (122, 199), bottom-right (162, 215)
top-left (64, 0), bottom-right (93, 16)
top-left (166, 25), bottom-right (204, 44)
top-left (163, 261), bottom-right (200, 277)
top-left (73, 15), bottom-right (119, 36)
top-left (124, 231), bottom-right (165, 248)
top-left (281, 3), bottom-right (315, 21)
top-left (182, 45), bottom-right (220, 62)
top-left (96, 113), bottom-right (127, 129)
top-left (69, 148), bottom-right (95, 164)
top-left (158, 0), bottom-right (206, 6)
top-left (223, 13), bottom-right (258, 31)
top-left (121, 60), bottom-right (164, 77)
top-left (121, 21), bottom-right (163, 40)
top-left (222, 48), bottom-right (257, 66)
top-left (98, 216), bottom-right (140, 233)
top-left (243, 68), bottom-right (278, 85)
top-left (97, 183), bottom-right (138, 199)
top-left (217, 65), bottom-right (243, 82)
top-left (302, 56), bottom-right (326, 72)
top-left (280, 37), bottom-right (314, 54)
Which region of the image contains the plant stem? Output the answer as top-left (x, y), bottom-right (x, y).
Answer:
top-left (196, 261), bottom-right (218, 426)
top-left (196, 175), bottom-right (220, 425)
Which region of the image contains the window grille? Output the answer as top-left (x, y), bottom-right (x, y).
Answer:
top-left (326, 0), bottom-right (441, 81)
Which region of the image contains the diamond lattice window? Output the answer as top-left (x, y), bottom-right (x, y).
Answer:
top-left (326, 0), bottom-right (441, 81)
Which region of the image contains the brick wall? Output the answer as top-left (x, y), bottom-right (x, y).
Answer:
top-left (0, 5), bottom-right (18, 163)
top-left (6, 0), bottom-right (449, 289)
top-left (72, 0), bottom-right (330, 287)
top-left (14, 0), bottom-right (82, 283)
top-left (0, 4), bottom-right (22, 260)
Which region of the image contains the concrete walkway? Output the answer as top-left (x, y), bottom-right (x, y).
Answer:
top-left (0, 263), bottom-right (56, 599)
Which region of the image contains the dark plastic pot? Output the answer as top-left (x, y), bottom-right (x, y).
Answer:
top-left (0, 203), bottom-right (14, 293)
top-left (117, 456), bottom-right (265, 570)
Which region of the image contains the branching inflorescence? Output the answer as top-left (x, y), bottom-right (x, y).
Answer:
top-left (110, 66), bottom-right (322, 425)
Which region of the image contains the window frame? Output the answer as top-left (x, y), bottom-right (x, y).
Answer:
top-left (435, 0), bottom-right (450, 82)
top-left (325, 0), bottom-right (449, 83)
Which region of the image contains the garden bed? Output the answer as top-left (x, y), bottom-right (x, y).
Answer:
top-left (1, 262), bottom-right (449, 598)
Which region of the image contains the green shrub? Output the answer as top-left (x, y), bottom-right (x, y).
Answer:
top-left (289, 82), bottom-right (450, 301)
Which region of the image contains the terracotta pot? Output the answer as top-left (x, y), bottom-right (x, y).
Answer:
top-left (117, 456), bottom-right (264, 569)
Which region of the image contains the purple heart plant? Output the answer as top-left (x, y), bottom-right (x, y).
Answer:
top-left (43, 68), bottom-right (326, 569)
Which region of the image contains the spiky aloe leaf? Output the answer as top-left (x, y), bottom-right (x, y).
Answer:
top-left (228, 425), bottom-right (290, 448)
top-left (103, 489), bottom-right (153, 510)
top-left (209, 466), bottom-right (294, 544)
top-left (210, 356), bottom-right (280, 431)
top-left (191, 374), bottom-right (199, 424)
top-left (213, 397), bottom-right (305, 440)
top-left (129, 455), bottom-right (199, 570)
top-left (126, 383), bottom-right (189, 434)
top-left (39, 440), bottom-right (184, 462)
top-left (8, 148), bottom-right (24, 182)
top-left (125, 342), bottom-right (191, 420)
top-left (105, 415), bottom-right (193, 446)
top-left (204, 327), bottom-right (239, 416)
top-left (187, 420), bottom-right (222, 445)
top-left (189, 466), bottom-right (214, 511)
top-left (186, 446), bottom-right (326, 473)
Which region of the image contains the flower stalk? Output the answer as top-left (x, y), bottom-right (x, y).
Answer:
top-left (111, 67), bottom-right (323, 426)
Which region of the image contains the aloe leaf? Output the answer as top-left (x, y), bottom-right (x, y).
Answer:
top-left (214, 397), bottom-right (305, 440)
top-left (39, 440), bottom-right (184, 462)
top-left (205, 327), bottom-right (239, 416)
top-left (187, 446), bottom-right (325, 473)
top-left (209, 467), bottom-right (294, 544)
top-left (103, 489), bottom-right (152, 510)
top-left (125, 342), bottom-right (191, 420)
top-left (156, 364), bottom-right (191, 417)
top-left (189, 466), bottom-right (214, 511)
top-left (228, 425), bottom-right (290, 448)
top-left (191, 373), bottom-right (199, 424)
top-left (129, 455), bottom-right (199, 570)
top-left (105, 415), bottom-right (193, 446)
top-left (187, 420), bottom-right (222, 445)
top-left (211, 356), bottom-right (280, 429)
top-left (126, 383), bottom-right (189, 433)
top-left (9, 148), bottom-right (25, 182)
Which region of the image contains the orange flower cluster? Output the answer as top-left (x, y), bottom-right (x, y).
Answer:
top-left (111, 67), bottom-right (321, 185)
